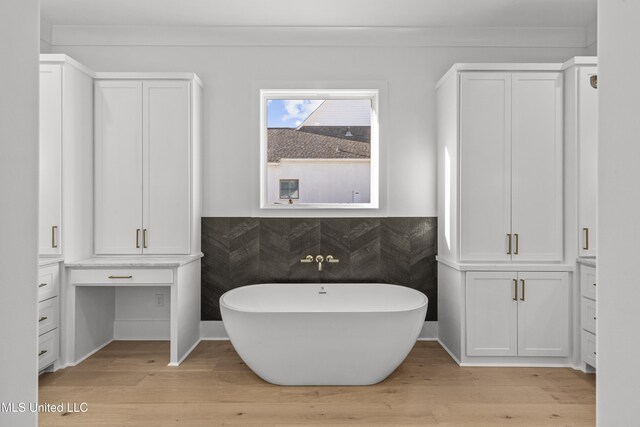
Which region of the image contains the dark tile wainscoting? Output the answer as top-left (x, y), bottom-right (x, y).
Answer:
top-left (201, 217), bottom-right (437, 321)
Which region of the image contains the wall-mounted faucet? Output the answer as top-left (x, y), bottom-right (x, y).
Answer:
top-left (300, 254), bottom-right (340, 271)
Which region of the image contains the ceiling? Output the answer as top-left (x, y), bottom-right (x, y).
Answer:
top-left (41, 0), bottom-right (596, 28)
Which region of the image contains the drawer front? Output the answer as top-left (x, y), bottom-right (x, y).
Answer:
top-left (38, 297), bottom-right (59, 336)
top-left (38, 329), bottom-right (59, 371)
top-left (38, 263), bottom-right (59, 302)
top-left (580, 265), bottom-right (597, 300)
top-left (582, 330), bottom-right (597, 369)
top-left (70, 268), bottom-right (173, 285)
top-left (581, 297), bottom-right (597, 334)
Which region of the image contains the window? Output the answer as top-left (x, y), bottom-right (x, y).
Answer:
top-left (279, 179), bottom-right (299, 199)
top-left (260, 89), bottom-right (379, 209)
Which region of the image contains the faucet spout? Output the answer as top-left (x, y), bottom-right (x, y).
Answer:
top-left (315, 255), bottom-right (324, 271)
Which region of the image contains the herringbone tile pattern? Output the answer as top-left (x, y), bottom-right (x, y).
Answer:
top-left (202, 217), bottom-right (437, 321)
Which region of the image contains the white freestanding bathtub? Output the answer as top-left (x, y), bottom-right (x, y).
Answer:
top-left (220, 283), bottom-right (428, 386)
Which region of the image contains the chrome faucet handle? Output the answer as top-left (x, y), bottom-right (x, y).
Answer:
top-left (300, 255), bottom-right (313, 263)
top-left (326, 255), bottom-right (339, 263)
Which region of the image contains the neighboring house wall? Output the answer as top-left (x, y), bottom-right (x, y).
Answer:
top-left (268, 159), bottom-right (370, 205)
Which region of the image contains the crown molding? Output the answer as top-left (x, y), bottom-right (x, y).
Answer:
top-left (50, 25), bottom-right (592, 48)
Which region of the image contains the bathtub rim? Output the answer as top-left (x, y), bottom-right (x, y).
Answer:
top-left (220, 282), bottom-right (428, 314)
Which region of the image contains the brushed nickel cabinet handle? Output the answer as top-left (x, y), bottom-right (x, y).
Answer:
top-left (520, 279), bottom-right (525, 301)
top-left (39, 283), bottom-right (47, 288)
top-left (583, 227), bottom-right (589, 250)
top-left (38, 350), bottom-right (47, 357)
top-left (52, 226), bottom-right (58, 248)
top-left (136, 229), bottom-right (141, 249)
top-left (143, 229), bottom-right (148, 249)
top-left (108, 275), bottom-right (132, 279)
top-left (513, 279), bottom-right (518, 301)
top-left (507, 234), bottom-right (512, 255)
top-left (514, 233), bottom-right (519, 255)
top-left (39, 316), bottom-right (48, 322)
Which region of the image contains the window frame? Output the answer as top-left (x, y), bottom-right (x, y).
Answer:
top-left (259, 88), bottom-right (380, 209)
top-left (279, 179), bottom-right (300, 200)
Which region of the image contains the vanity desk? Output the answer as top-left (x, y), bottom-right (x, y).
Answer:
top-left (65, 254), bottom-right (202, 366)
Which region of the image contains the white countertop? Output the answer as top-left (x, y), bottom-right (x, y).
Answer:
top-left (436, 256), bottom-right (575, 272)
top-left (65, 253), bottom-right (203, 268)
top-left (39, 256), bottom-right (64, 267)
top-left (577, 257), bottom-right (597, 268)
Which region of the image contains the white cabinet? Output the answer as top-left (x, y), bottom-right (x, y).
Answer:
top-left (511, 75), bottom-right (563, 262)
top-left (457, 72), bottom-right (563, 263)
top-left (466, 271), bottom-right (569, 357)
top-left (39, 65), bottom-right (63, 255)
top-left (38, 263), bottom-right (60, 372)
top-left (466, 272), bottom-right (518, 356)
top-left (95, 77), bottom-right (202, 255)
top-left (95, 81), bottom-right (144, 254)
top-left (459, 74), bottom-right (512, 262)
top-left (580, 264), bottom-right (597, 369)
top-left (577, 67), bottom-right (598, 257)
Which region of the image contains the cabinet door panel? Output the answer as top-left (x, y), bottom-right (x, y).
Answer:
top-left (460, 73), bottom-right (512, 262)
top-left (466, 272), bottom-right (518, 356)
top-left (511, 73), bottom-right (563, 261)
top-left (95, 81), bottom-right (143, 254)
top-left (578, 67), bottom-right (598, 257)
top-left (142, 81), bottom-right (191, 254)
top-left (39, 65), bottom-right (62, 255)
top-left (517, 272), bottom-right (569, 357)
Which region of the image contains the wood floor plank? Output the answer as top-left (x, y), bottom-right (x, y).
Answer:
top-left (38, 341), bottom-right (596, 426)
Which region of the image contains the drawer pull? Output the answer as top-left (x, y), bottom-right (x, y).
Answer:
top-left (514, 233), bottom-right (519, 255)
top-left (593, 317), bottom-right (597, 320)
top-left (513, 279), bottom-right (518, 301)
top-left (39, 316), bottom-right (48, 322)
top-left (583, 227), bottom-right (589, 250)
top-left (108, 275), bottom-right (133, 279)
top-left (38, 350), bottom-right (47, 357)
top-left (593, 283), bottom-right (597, 287)
top-left (39, 283), bottom-right (47, 288)
top-left (520, 279), bottom-right (525, 301)
top-left (52, 225), bottom-right (58, 248)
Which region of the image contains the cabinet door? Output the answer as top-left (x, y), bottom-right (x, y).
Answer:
top-left (578, 67), bottom-right (598, 257)
top-left (511, 73), bottom-right (563, 261)
top-left (39, 65), bottom-right (62, 255)
top-left (95, 81), bottom-right (143, 254)
top-left (142, 81), bottom-right (191, 254)
top-left (466, 272), bottom-right (518, 356)
top-left (459, 73), bottom-right (512, 262)
top-left (517, 272), bottom-right (569, 357)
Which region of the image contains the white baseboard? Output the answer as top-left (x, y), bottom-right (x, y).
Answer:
top-left (114, 319), bottom-right (170, 340)
top-left (200, 320), bottom-right (439, 340)
top-left (437, 338), bottom-right (462, 365)
top-left (70, 339), bottom-right (113, 367)
top-left (417, 321), bottom-right (438, 340)
top-left (168, 339), bottom-right (202, 367)
top-left (200, 321), bottom-right (229, 339)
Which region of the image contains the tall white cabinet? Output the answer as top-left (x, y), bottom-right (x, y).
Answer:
top-left (437, 64), bottom-right (572, 367)
top-left (94, 75), bottom-right (202, 255)
top-left (458, 72), bottom-right (562, 263)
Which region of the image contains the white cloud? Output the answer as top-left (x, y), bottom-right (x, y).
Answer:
top-left (281, 99), bottom-right (323, 124)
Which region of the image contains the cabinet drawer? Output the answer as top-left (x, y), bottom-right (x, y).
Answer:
top-left (582, 330), bottom-right (597, 369)
top-left (70, 268), bottom-right (173, 285)
top-left (38, 297), bottom-right (59, 336)
top-left (38, 264), bottom-right (59, 302)
top-left (580, 265), bottom-right (596, 300)
top-left (38, 329), bottom-right (59, 371)
top-left (581, 297), bottom-right (596, 335)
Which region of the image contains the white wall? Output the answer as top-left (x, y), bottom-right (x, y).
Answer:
top-left (597, 1), bottom-right (640, 424)
top-left (0, 1), bottom-right (39, 426)
top-left (51, 42), bottom-right (594, 217)
top-left (267, 160), bottom-right (371, 205)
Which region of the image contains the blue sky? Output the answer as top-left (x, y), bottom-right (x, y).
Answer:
top-left (267, 99), bottom-right (323, 128)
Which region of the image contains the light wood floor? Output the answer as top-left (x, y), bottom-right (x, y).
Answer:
top-left (39, 341), bottom-right (595, 426)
